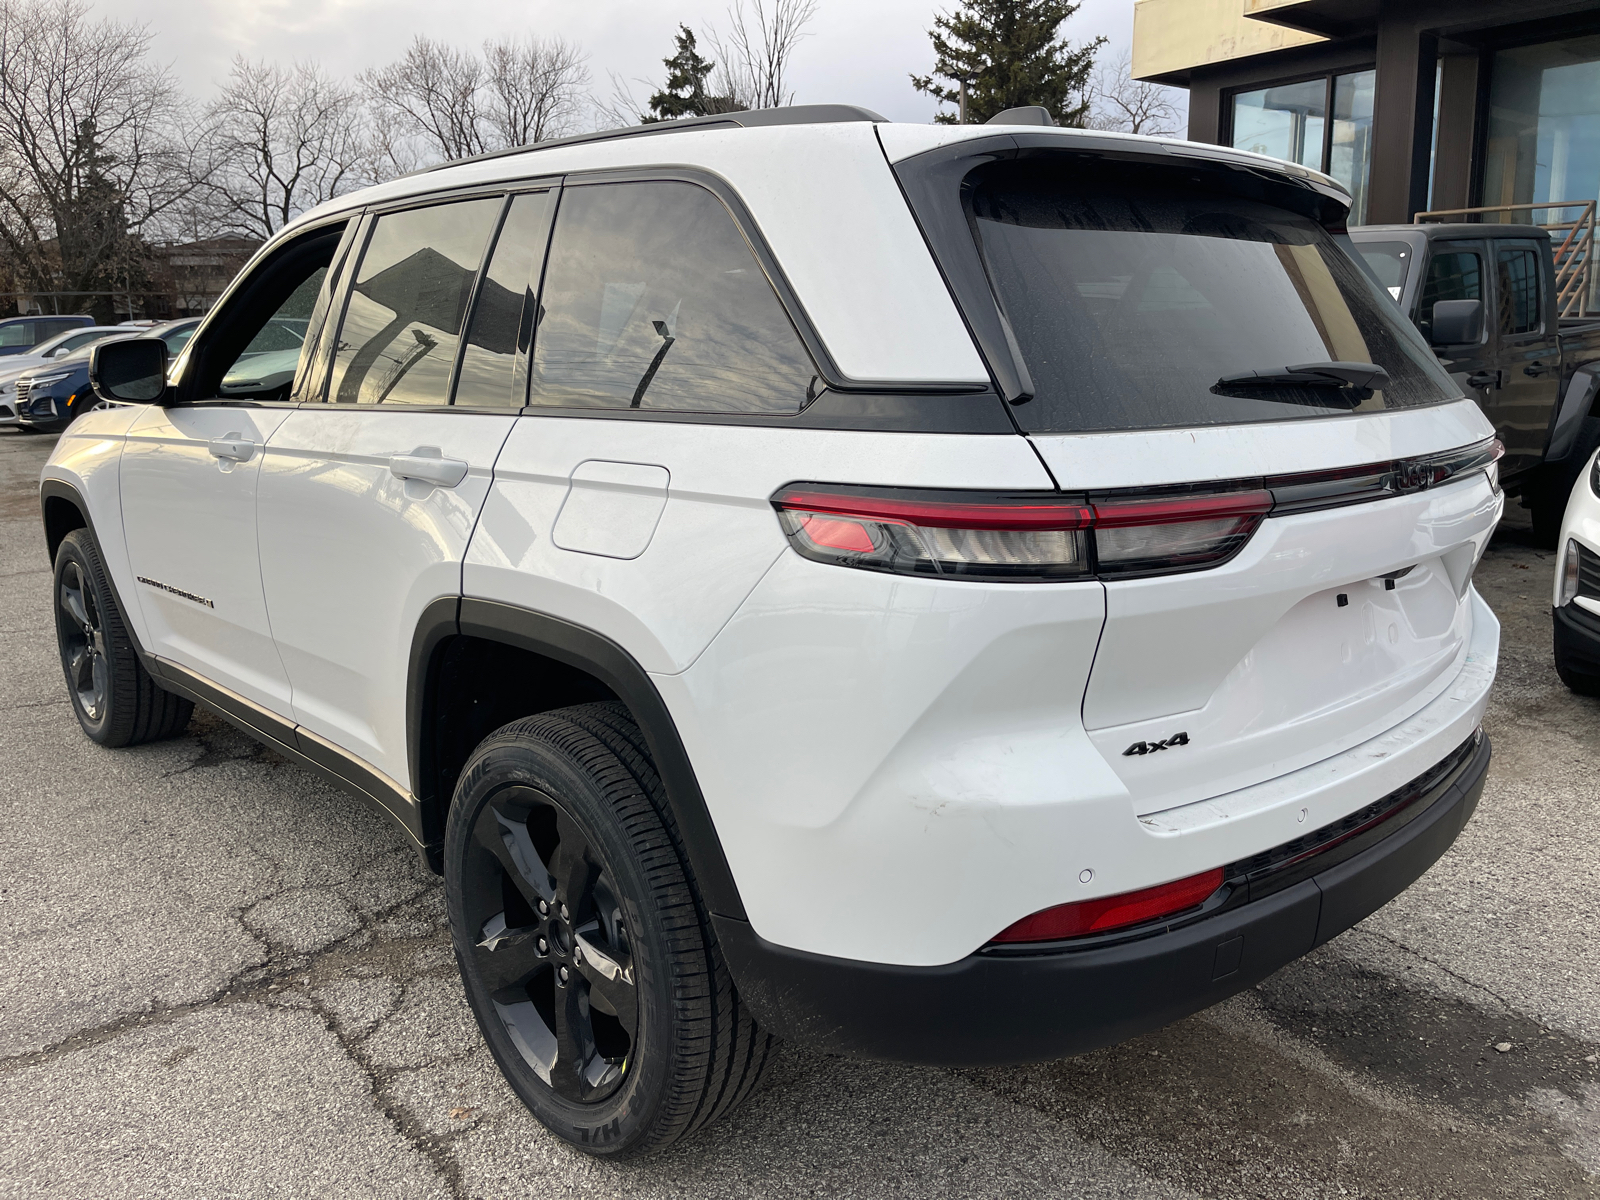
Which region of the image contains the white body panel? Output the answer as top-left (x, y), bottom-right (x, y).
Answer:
top-left (38, 403), bottom-right (144, 627)
top-left (656, 553), bottom-right (1496, 967)
top-left (300, 124), bottom-right (988, 387)
top-left (118, 404), bottom-right (295, 714)
top-left (467, 418), bottom-right (1052, 675)
top-left (256, 409), bottom-right (516, 784)
top-left (1085, 477), bottom-right (1501, 813)
top-left (1556, 447), bottom-right (1600, 605)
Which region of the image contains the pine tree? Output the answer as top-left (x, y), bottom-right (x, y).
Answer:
top-left (645, 25), bottom-right (741, 122)
top-left (910, 0), bottom-right (1105, 127)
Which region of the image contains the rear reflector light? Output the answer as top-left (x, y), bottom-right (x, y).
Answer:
top-left (772, 485), bottom-right (1266, 581)
top-left (990, 868), bottom-right (1225, 944)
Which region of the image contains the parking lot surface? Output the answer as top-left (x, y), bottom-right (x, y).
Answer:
top-left (1, 426), bottom-right (1597, 1199)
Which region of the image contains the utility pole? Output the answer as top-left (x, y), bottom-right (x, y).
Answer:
top-left (959, 77), bottom-right (968, 124)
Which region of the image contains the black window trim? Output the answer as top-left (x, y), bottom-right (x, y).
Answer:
top-left (167, 169), bottom-right (1014, 433)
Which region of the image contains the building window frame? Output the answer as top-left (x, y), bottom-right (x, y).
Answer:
top-left (1222, 65), bottom-right (1375, 176)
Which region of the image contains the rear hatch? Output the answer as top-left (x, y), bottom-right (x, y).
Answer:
top-left (936, 149), bottom-right (1501, 814)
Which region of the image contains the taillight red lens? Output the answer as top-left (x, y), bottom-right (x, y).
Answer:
top-left (991, 867), bottom-right (1226, 944)
top-left (772, 485), bottom-right (1267, 581)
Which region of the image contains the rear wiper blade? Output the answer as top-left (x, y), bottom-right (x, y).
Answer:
top-left (1216, 361), bottom-right (1391, 390)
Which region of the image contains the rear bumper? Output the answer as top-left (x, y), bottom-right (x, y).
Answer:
top-left (718, 731), bottom-right (1489, 1067)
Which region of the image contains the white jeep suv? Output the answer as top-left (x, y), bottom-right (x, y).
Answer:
top-left (45, 105), bottom-right (1502, 1157)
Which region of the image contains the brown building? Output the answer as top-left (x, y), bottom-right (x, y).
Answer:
top-left (4, 236), bottom-right (260, 320)
top-left (1134, 0), bottom-right (1599, 307)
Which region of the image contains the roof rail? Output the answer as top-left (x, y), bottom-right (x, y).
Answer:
top-left (421, 104), bottom-right (889, 175)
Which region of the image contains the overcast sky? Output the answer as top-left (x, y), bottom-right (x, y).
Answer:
top-left (116, 0), bottom-right (1156, 126)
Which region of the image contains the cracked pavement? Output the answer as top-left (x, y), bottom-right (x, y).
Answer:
top-left (2, 427), bottom-right (1598, 1199)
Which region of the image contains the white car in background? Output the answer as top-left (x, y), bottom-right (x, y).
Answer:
top-left (0, 327), bottom-right (129, 425)
top-left (217, 318), bottom-right (307, 400)
top-left (1552, 446), bottom-right (1600, 693)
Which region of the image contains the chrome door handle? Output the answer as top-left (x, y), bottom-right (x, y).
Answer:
top-left (207, 434), bottom-right (257, 462)
top-left (390, 448), bottom-right (468, 488)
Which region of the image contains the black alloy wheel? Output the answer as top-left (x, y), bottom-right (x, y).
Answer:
top-left (58, 556), bottom-right (109, 723)
top-left (445, 702), bottom-right (773, 1156)
top-left (52, 528), bottom-right (192, 746)
top-left (463, 785), bottom-right (639, 1103)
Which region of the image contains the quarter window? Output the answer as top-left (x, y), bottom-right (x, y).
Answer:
top-left (529, 181), bottom-right (815, 415)
top-left (327, 197), bottom-right (502, 406)
top-left (1417, 248), bottom-right (1482, 343)
top-left (1496, 247), bottom-right (1541, 335)
top-left (455, 191), bottom-right (555, 408)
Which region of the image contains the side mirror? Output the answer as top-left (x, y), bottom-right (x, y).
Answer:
top-left (1430, 299), bottom-right (1483, 347)
top-left (89, 337), bottom-right (168, 403)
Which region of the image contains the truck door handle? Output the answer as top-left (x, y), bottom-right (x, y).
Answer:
top-left (1466, 371), bottom-right (1500, 390)
top-left (207, 434), bottom-right (257, 462)
top-left (1524, 361), bottom-right (1556, 377)
top-left (389, 448), bottom-right (468, 488)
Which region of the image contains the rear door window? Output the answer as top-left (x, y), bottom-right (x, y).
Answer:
top-left (1496, 245), bottom-right (1542, 335)
top-left (327, 197), bottom-right (503, 406)
top-left (454, 191), bottom-right (555, 408)
top-left (529, 180), bottom-right (815, 414)
top-left (967, 160), bottom-right (1457, 434)
top-left (1417, 246), bottom-right (1483, 343)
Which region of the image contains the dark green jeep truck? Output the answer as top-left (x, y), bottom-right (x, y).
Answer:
top-left (1352, 223), bottom-right (1600, 544)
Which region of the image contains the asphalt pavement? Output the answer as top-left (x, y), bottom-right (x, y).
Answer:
top-left (1, 426), bottom-right (1597, 1199)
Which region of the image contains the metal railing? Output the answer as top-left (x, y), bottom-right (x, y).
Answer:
top-left (1413, 200), bottom-right (1597, 318)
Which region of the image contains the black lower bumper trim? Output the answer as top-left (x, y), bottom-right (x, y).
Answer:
top-left (717, 733), bottom-right (1491, 1067)
top-left (1554, 603), bottom-right (1600, 677)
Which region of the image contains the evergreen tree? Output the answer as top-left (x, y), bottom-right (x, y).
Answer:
top-left (645, 26), bottom-right (740, 122)
top-left (910, 0), bottom-right (1105, 127)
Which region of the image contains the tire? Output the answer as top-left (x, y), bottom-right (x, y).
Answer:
top-left (444, 702), bottom-right (773, 1157)
top-left (52, 528), bottom-right (193, 746)
top-left (1555, 660), bottom-right (1600, 695)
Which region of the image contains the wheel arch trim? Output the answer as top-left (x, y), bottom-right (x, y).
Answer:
top-left (416, 596), bottom-right (748, 921)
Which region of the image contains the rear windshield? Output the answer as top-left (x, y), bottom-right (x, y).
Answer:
top-left (968, 163), bottom-right (1457, 434)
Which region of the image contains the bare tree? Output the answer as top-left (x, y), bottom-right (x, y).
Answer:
top-left (707, 0), bottom-right (818, 110)
top-left (361, 36), bottom-right (487, 167)
top-left (1084, 50), bottom-right (1184, 137)
top-left (364, 34), bottom-right (591, 171)
top-left (199, 57), bottom-right (372, 241)
top-left (482, 35), bottom-right (590, 147)
top-left (0, 0), bottom-right (193, 316)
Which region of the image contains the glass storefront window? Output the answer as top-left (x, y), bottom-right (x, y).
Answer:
top-left (1231, 69), bottom-right (1375, 224)
top-left (1484, 35), bottom-right (1600, 309)
top-left (1230, 79), bottom-right (1325, 170)
top-left (1331, 70), bottom-right (1375, 225)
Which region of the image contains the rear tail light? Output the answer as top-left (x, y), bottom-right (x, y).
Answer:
top-left (991, 867), bottom-right (1225, 944)
top-left (773, 485), bottom-right (1268, 582)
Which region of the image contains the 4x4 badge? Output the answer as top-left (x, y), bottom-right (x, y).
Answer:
top-left (1123, 731), bottom-right (1189, 757)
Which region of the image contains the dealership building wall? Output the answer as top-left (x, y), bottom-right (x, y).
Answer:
top-left (1134, 0), bottom-right (1600, 235)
